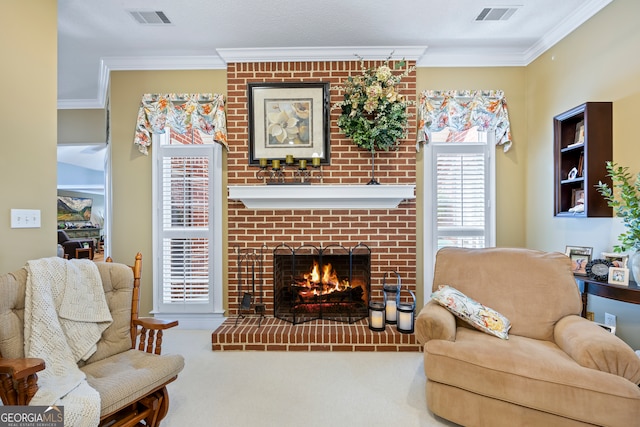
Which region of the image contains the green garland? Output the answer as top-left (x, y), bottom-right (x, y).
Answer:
top-left (333, 55), bottom-right (414, 152)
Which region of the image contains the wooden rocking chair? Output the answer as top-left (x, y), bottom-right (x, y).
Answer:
top-left (0, 253), bottom-right (184, 427)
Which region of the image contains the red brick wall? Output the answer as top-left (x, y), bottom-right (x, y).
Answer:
top-left (226, 60), bottom-right (417, 316)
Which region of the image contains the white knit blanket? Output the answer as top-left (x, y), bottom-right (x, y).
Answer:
top-left (24, 257), bottom-right (113, 427)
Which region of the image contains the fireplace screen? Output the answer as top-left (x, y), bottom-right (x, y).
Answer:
top-left (273, 243), bottom-right (371, 324)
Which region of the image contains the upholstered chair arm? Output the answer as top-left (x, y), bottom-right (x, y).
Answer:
top-left (133, 317), bottom-right (179, 355)
top-left (415, 300), bottom-right (457, 345)
top-left (0, 357), bottom-right (45, 405)
top-left (555, 315), bottom-right (640, 385)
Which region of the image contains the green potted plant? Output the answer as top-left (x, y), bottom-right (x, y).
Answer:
top-left (332, 54), bottom-right (414, 184)
top-left (595, 161), bottom-right (640, 281)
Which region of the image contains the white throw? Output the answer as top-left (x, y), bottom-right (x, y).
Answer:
top-left (24, 257), bottom-right (112, 427)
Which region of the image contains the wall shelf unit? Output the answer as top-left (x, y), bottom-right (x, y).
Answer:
top-left (553, 102), bottom-right (612, 217)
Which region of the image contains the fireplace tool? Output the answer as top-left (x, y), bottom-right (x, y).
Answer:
top-left (234, 245), bottom-right (267, 327)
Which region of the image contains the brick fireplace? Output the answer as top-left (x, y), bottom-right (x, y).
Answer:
top-left (214, 59), bottom-right (418, 351)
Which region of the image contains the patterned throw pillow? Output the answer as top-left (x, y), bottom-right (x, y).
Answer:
top-left (431, 285), bottom-right (511, 340)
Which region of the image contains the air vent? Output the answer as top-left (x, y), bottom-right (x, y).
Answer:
top-left (475, 7), bottom-right (519, 21)
top-left (128, 10), bottom-right (172, 25)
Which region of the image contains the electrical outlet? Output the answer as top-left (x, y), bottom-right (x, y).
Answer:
top-left (10, 209), bottom-right (41, 228)
top-left (604, 312), bottom-right (617, 327)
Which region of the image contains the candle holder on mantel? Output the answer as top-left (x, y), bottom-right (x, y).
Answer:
top-left (256, 157), bottom-right (323, 185)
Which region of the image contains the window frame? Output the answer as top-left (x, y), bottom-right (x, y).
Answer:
top-left (422, 134), bottom-right (496, 303)
top-left (151, 131), bottom-right (225, 324)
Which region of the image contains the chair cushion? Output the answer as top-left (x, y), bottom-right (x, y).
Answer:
top-left (83, 262), bottom-right (135, 364)
top-left (431, 285), bottom-right (511, 339)
top-left (424, 328), bottom-right (640, 427)
top-left (82, 349), bottom-right (185, 416)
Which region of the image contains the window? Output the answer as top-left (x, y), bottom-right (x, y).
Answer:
top-left (152, 129), bottom-right (224, 323)
top-left (423, 127), bottom-right (496, 286)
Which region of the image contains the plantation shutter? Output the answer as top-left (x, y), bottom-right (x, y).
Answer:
top-left (434, 144), bottom-right (488, 249)
top-left (155, 143), bottom-right (215, 313)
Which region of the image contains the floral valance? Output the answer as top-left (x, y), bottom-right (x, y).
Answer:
top-left (134, 93), bottom-right (227, 155)
top-left (417, 90), bottom-right (512, 152)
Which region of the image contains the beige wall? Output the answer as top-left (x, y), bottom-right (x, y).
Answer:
top-left (0, 1), bottom-right (57, 273)
top-left (109, 70), bottom-right (227, 316)
top-left (526, 0), bottom-right (640, 348)
top-left (58, 109), bottom-right (107, 144)
top-left (415, 67), bottom-right (527, 299)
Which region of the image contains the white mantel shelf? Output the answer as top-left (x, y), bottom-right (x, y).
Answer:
top-left (228, 184), bottom-right (416, 209)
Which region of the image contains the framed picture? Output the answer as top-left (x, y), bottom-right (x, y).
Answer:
top-left (247, 82), bottom-right (330, 166)
top-left (608, 267), bottom-right (630, 286)
top-left (601, 252), bottom-right (628, 268)
top-left (566, 246), bottom-right (593, 276)
top-left (565, 246), bottom-right (593, 257)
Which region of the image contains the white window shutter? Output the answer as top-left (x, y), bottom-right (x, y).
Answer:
top-left (153, 140), bottom-right (217, 313)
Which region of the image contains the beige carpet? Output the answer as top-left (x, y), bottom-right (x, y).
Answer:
top-left (161, 326), bottom-right (458, 427)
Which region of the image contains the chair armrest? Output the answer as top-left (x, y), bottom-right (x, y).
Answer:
top-left (555, 315), bottom-right (640, 385)
top-left (133, 317), bottom-right (179, 355)
top-left (134, 317), bottom-right (179, 330)
top-left (415, 300), bottom-right (457, 345)
top-left (0, 358), bottom-right (45, 405)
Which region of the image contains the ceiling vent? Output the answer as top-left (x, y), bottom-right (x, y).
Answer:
top-left (475, 7), bottom-right (519, 21)
top-left (128, 10), bottom-right (172, 25)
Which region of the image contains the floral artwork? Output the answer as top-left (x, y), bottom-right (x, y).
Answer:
top-left (265, 100), bottom-right (312, 146)
top-left (248, 83), bottom-right (330, 165)
top-left (332, 54), bottom-right (415, 152)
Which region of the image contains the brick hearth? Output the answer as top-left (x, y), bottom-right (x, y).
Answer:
top-left (211, 317), bottom-right (421, 352)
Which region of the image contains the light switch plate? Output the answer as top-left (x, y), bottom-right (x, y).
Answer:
top-left (10, 209), bottom-right (41, 228)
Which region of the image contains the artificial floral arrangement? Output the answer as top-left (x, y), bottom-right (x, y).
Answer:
top-left (332, 54), bottom-right (415, 152)
top-left (595, 161), bottom-right (640, 252)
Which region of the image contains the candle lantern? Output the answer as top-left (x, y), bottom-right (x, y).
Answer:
top-left (396, 289), bottom-right (416, 334)
top-left (383, 271), bottom-right (401, 324)
top-left (368, 300), bottom-right (386, 332)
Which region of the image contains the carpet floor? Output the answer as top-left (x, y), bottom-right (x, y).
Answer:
top-left (161, 325), bottom-right (458, 427)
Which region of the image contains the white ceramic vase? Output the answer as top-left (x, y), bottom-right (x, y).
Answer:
top-left (628, 250), bottom-right (640, 284)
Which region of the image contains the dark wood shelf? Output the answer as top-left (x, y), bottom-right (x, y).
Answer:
top-left (553, 102), bottom-right (612, 217)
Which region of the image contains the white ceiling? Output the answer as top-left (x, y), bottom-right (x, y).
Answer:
top-left (57, 0), bottom-right (612, 109)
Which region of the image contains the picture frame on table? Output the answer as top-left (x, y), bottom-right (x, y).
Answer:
top-left (566, 246), bottom-right (593, 276)
top-left (608, 266), bottom-right (630, 286)
top-left (601, 252), bottom-right (628, 268)
top-left (247, 82), bottom-right (330, 166)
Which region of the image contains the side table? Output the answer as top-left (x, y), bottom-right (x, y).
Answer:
top-left (574, 275), bottom-right (640, 318)
top-left (76, 247), bottom-right (94, 260)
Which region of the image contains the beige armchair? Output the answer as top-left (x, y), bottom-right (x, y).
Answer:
top-left (416, 247), bottom-right (640, 427)
top-left (0, 253), bottom-right (184, 427)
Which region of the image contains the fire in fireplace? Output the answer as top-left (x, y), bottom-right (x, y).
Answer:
top-left (273, 243), bottom-right (371, 324)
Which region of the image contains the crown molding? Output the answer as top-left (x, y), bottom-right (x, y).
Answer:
top-left (58, 55), bottom-right (227, 109)
top-left (523, 0), bottom-right (613, 64)
top-left (216, 46), bottom-right (428, 64)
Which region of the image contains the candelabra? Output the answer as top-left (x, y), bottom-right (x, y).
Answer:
top-left (256, 157), bottom-right (323, 184)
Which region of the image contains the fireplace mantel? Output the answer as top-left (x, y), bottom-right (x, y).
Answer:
top-left (228, 184), bottom-right (415, 209)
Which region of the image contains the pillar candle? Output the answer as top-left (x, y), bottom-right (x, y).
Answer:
top-left (312, 157), bottom-right (321, 167)
top-left (271, 159), bottom-right (280, 170)
top-left (299, 159), bottom-right (307, 169)
top-left (398, 310), bottom-right (413, 331)
top-left (370, 310), bottom-right (383, 329)
top-left (386, 299), bottom-right (397, 322)
top-left (285, 154), bottom-right (294, 165)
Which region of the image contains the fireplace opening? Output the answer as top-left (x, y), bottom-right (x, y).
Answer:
top-left (273, 243), bottom-right (371, 324)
